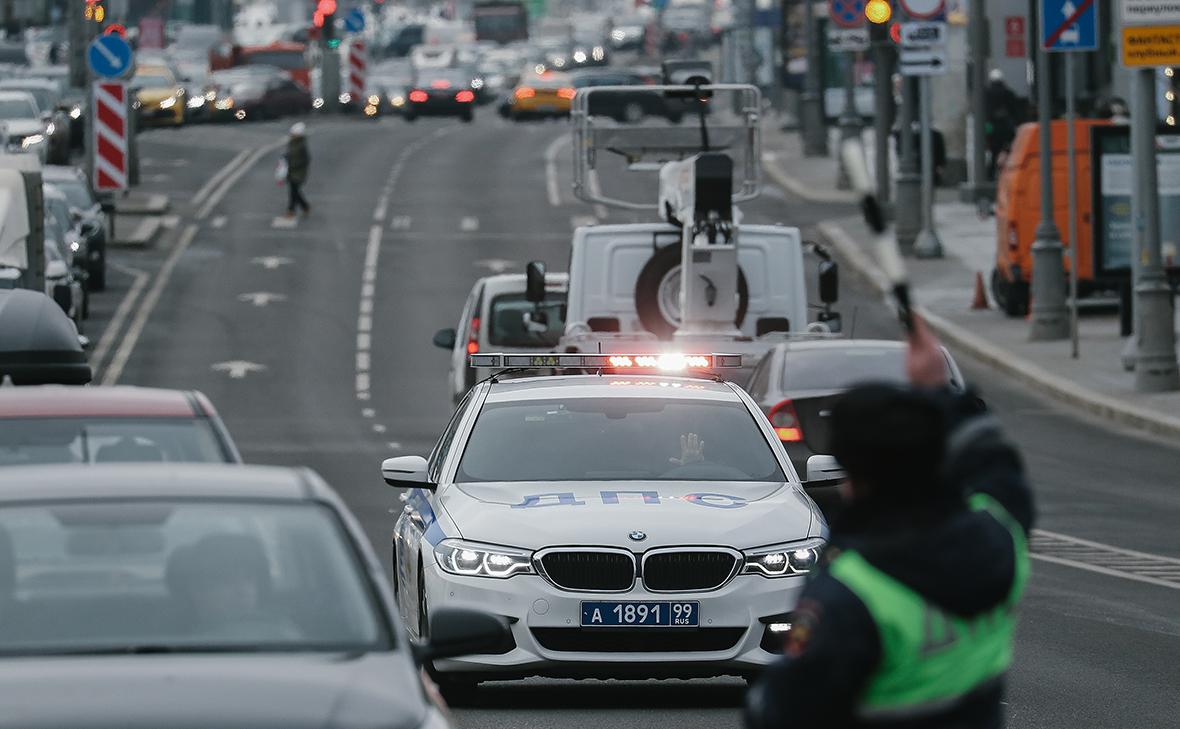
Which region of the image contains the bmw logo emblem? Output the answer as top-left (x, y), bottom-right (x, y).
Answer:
top-left (628, 531), bottom-right (647, 542)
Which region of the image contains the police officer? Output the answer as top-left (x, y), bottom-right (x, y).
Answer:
top-left (746, 315), bottom-right (1034, 729)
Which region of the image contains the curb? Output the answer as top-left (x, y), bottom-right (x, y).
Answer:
top-left (815, 220), bottom-right (1180, 443)
top-left (761, 154), bottom-right (861, 205)
top-left (114, 193), bottom-right (170, 216)
top-left (109, 215), bottom-right (162, 248)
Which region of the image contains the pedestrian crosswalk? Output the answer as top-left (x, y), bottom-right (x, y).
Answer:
top-left (250, 212), bottom-right (603, 234)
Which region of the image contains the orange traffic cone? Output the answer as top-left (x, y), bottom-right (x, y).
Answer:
top-left (971, 271), bottom-right (989, 310)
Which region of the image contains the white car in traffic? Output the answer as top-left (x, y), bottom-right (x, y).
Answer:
top-left (384, 352), bottom-right (829, 697)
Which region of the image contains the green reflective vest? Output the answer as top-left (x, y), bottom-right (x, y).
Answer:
top-left (828, 493), bottom-right (1030, 722)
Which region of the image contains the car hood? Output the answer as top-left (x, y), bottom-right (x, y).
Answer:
top-left (0, 652), bottom-right (427, 729)
top-left (441, 480), bottom-right (818, 549)
top-left (3, 119), bottom-right (43, 136)
top-left (136, 87), bottom-right (177, 103)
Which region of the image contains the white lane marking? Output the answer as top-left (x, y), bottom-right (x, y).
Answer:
top-left (390, 215), bottom-right (412, 230)
top-left (356, 373), bottom-right (371, 397)
top-left (271, 215), bottom-right (298, 229)
top-left (387, 441), bottom-right (402, 450)
top-left (102, 224), bottom-right (198, 386)
top-left (211, 360), bottom-right (267, 379)
top-left (359, 298), bottom-right (373, 315)
top-left (544, 132), bottom-right (569, 207)
top-left (191, 148), bottom-right (250, 208)
top-left (474, 258), bottom-right (516, 273)
top-left (160, 214), bottom-right (181, 229)
top-left (211, 215), bottom-right (227, 229)
top-left (1030, 529), bottom-right (1180, 591)
top-left (146, 174), bottom-right (172, 184)
top-left (372, 424), bottom-right (387, 434)
top-left (237, 291), bottom-right (287, 307)
top-left (357, 332), bottom-right (371, 351)
top-left (361, 408), bottom-right (376, 418)
top-left (358, 314), bottom-right (372, 332)
top-left (460, 216), bottom-right (479, 232)
top-left (373, 197), bottom-right (388, 223)
top-left (357, 351), bottom-right (370, 371)
top-left (197, 141), bottom-right (284, 220)
top-left (361, 283), bottom-right (374, 298)
top-left (89, 262), bottom-right (148, 373)
top-left (252, 255), bottom-right (293, 270)
top-left (570, 215), bottom-right (597, 229)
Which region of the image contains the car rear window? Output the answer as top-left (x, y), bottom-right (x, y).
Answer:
top-left (0, 500), bottom-right (389, 655)
top-left (780, 348), bottom-right (908, 391)
top-left (487, 293), bottom-right (567, 348)
top-left (0, 418), bottom-right (229, 466)
top-left (456, 397), bottom-right (784, 482)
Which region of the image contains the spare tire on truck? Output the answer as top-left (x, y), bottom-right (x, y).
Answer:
top-left (634, 244), bottom-right (749, 340)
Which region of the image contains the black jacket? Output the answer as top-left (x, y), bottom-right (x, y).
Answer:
top-left (746, 391), bottom-right (1034, 729)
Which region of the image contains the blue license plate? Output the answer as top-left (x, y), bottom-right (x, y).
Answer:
top-left (580, 601), bottom-right (700, 627)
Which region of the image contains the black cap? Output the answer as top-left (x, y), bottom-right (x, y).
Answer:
top-left (830, 383), bottom-right (946, 503)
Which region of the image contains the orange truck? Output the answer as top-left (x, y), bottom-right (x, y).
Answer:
top-left (992, 119), bottom-right (1111, 316)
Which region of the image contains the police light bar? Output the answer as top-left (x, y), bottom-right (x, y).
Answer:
top-left (469, 353), bottom-right (743, 370)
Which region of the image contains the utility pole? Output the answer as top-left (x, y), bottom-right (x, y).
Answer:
top-left (960, 0), bottom-right (991, 204)
top-left (836, 52), bottom-right (863, 189)
top-left (1028, 21), bottom-right (1069, 341)
top-left (68, 1), bottom-right (88, 88)
top-left (800, 1), bottom-right (828, 156)
top-left (869, 16), bottom-right (894, 219)
top-left (1129, 68), bottom-right (1180, 391)
top-left (895, 78), bottom-right (920, 253)
top-left (913, 74), bottom-right (942, 257)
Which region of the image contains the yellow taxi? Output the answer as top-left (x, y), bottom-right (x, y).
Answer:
top-left (131, 64), bottom-right (187, 126)
top-left (503, 70), bottom-right (574, 120)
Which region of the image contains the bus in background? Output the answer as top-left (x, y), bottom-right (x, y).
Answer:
top-left (473, 0), bottom-right (529, 45)
top-left (210, 42), bottom-right (311, 89)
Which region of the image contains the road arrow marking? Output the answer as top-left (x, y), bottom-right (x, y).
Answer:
top-left (211, 360), bottom-right (267, 378)
top-left (271, 215), bottom-right (298, 229)
top-left (460, 216), bottom-right (479, 232)
top-left (211, 215), bottom-right (227, 229)
top-left (237, 292), bottom-right (287, 307)
top-left (474, 258), bottom-right (516, 273)
top-left (390, 215), bottom-right (412, 230)
top-left (251, 255), bottom-right (293, 270)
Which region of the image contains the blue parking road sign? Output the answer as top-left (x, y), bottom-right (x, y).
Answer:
top-left (87, 34), bottom-right (134, 78)
top-left (1041, 0), bottom-right (1097, 52)
top-left (344, 7), bottom-right (366, 33)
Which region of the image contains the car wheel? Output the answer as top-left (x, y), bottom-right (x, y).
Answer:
top-left (991, 268), bottom-right (1028, 317)
top-left (81, 286), bottom-right (90, 320)
top-left (634, 244), bottom-right (749, 338)
top-left (404, 111), bottom-right (417, 122)
top-left (622, 101), bottom-right (645, 124)
top-left (89, 255), bottom-right (106, 291)
top-left (461, 109), bottom-right (474, 123)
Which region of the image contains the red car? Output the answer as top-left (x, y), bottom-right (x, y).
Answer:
top-left (0, 386), bottom-right (242, 466)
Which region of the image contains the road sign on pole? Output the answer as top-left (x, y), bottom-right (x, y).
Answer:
top-left (1121, 0), bottom-right (1180, 25)
top-left (829, 0), bottom-right (867, 28)
top-left (344, 7), bottom-right (366, 33)
top-left (899, 0), bottom-right (946, 20)
top-left (348, 40), bottom-right (367, 101)
top-left (92, 81), bottom-right (128, 193)
top-left (86, 34), bottom-right (133, 79)
top-left (899, 22), bottom-right (948, 76)
top-left (1042, 0), bottom-right (1098, 51)
top-left (827, 27), bottom-right (870, 52)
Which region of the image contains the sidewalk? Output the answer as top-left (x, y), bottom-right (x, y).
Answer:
top-left (761, 123), bottom-right (1180, 442)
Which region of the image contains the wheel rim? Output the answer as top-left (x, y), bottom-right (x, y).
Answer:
top-left (656, 265), bottom-right (682, 327)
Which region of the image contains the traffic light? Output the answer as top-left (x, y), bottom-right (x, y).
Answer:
top-left (315, 0), bottom-right (338, 48)
top-left (83, 0), bottom-right (106, 23)
top-left (865, 0), bottom-right (892, 24)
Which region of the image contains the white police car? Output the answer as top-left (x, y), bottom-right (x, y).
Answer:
top-left (383, 353), bottom-right (829, 693)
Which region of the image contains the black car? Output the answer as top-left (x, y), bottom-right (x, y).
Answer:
top-left (404, 69), bottom-right (476, 123)
top-left (42, 166), bottom-right (108, 290)
top-left (210, 69), bottom-right (311, 122)
top-left (569, 69), bottom-right (685, 123)
top-left (0, 464), bottom-right (510, 728)
top-left (745, 339), bottom-right (966, 477)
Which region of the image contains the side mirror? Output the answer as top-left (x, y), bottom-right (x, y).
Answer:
top-left (413, 608), bottom-right (512, 664)
top-left (381, 455), bottom-right (435, 490)
top-left (525, 260), bottom-right (546, 303)
top-left (432, 327), bottom-right (457, 350)
top-left (818, 259), bottom-right (838, 304)
top-left (806, 454), bottom-right (845, 482)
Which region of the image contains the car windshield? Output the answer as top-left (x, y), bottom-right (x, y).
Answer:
top-left (0, 500), bottom-right (388, 656)
top-left (487, 292), bottom-right (567, 348)
top-left (0, 97), bottom-right (37, 119)
top-left (0, 418), bottom-right (229, 466)
top-left (779, 348), bottom-right (926, 391)
top-left (51, 178), bottom-right (94, 210)
top-left (457, 397), bottom-right (785, 482)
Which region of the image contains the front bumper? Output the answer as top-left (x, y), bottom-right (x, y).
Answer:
top-left (425, 560), bottom-right (804, 680)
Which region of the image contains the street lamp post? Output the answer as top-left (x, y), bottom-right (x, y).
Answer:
top-left (1028, 38), bottom-right (1069, 341)
top-left (800, 1), bottom-right (829, 157)
top-left (960, 0), bottom-right (993, 204)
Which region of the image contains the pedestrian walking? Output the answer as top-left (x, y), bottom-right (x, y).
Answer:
top-left (984, 69), bottom-right (1021, 180)
top-left (284, 122), bottom-right (310, 218)
top-left (745, 315), bottom-right (1034, 729)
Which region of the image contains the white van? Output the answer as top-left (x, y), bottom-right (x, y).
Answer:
top-left (433, 271), bottom-right (569, 404)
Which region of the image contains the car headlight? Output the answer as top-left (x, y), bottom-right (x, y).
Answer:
top-left (390, 94), bottom-right (405, 107)
top-left (592, 46), bottom-right (605, 61)
top-left (69, 105), bottom-right (82, 119)
top-left (215, 98), bottom-right (234, 110)
top-left (159, 96), bottom-right (177, 109)
top-left (434, 539), bottom-right (534, 579)
top-left (187, 96), bottom-right (205, 109)
top-left (470, 77), bottom-right (484, 90)
top-left (339, 92), bottom-right (352, 104)
top-left (312, 97), bottom-right (325, 108)
top-left (742, 539), bottom-right (825, 577)
top-left (21, 134), bottom-right (45, 149)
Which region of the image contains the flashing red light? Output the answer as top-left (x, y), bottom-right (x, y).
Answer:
top-left (769, 399), bottom-right (803, 443)
top-left (408, 89), bottom-right (428, 103)
top-left (313, 10), bottom-right (324, 27)
top-left (466, 316), bottom-right (481, 355)
top-left (316, 0), bottom-right (337, 14)
top-left (557, 87), bottom-right (576, 100)
top-left (455, 90), bottom-right (475, 103)
top-left (515, 86), bottom-right (536, 99)
top-left (104, 23), bottom-right (127, 37)
top-left (430, 79), bottom-right (452, 89)
top-left (889, 22), bottom-right (901, 44)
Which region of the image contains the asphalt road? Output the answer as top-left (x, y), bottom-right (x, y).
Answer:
top-left (85, 111), bottom-right (1180, 729)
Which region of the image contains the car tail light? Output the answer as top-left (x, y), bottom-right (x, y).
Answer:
top-left (515, 86), bottom-right (536, 99)
top-left (430, 79), bottom-right (452, 89)
top-left (409, 89), bottom-right (428, 103)
top-left (557, 87), bottom-right (576, 100)
top-left (466, 316), bottom-right (480, 355)
top-left (769, 400), bottom-right (803, 442)
top-left (455, 90), bottom-right (475, 103)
